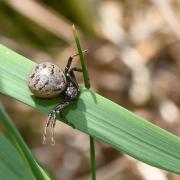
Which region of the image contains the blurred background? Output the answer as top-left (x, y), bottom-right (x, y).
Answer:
top-left (0, 0), bottom-right (180, 179)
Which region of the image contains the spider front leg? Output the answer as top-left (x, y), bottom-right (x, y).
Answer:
top-left (43, 101), bottom-right (70, 145)
top-left (65, 50), bottom-right (87, 74)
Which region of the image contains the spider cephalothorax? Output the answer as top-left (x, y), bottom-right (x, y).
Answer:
top-left (28, 52), bottom-right (85, 144)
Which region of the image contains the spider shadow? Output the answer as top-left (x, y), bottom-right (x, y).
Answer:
top-left (31, 95), bottom-right (60, 113)
top-left (62, 88), bottom-right (97, 134)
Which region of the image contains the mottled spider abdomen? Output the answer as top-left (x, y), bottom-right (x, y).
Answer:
top-left (28, 62), bottom-right (67, 98)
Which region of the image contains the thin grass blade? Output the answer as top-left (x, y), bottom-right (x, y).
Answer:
top-left (0, 44), bottom-right (180, 174)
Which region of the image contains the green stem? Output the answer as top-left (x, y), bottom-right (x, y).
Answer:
top-left (90, 136), bottom-right (96, 180)
top-left (72, 25), bottom-right (96, 180)
top-left (72, 25), bottom-right (90, 89)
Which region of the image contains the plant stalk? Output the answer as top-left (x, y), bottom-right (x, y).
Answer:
top-left (72, 25), bottom-right (96, 180)
top-left (90, 136), bottom-right (96, 180)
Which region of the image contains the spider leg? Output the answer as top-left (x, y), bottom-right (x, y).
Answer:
top-left (65, 55), bottom-right (75, 74)
top-left (54, 101), bottom-right (71, 120)
top-left (54, 101), bottom-right (75, 127)
top-left (43, 110), bottom-right (56, 145)
top-left (65, 50), bottom-right (87, 74)
top-left (43, 102), bottom-right (71, 145)
top-left (67, 68), bottom-right (82, 91)
top-left (69, 67), bottom-right (82, 73)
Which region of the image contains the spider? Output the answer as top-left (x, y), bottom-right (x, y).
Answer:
top-left (28, 51), bottom-right (87, 144)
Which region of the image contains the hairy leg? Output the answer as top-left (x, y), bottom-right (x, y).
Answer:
top-left (65, 50), bottom-right (87, 74)
top-left (43, 101), bottom-right (70, 145)
top-left (67, 67), bottom-right (82, 92)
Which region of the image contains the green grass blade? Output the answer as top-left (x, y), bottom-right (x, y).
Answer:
top-left (0, 103), bottom-right (50, 180)
top-left (0, 133), bottom-right (35, 180)
top-left (0, 44), bottom-right (180, 174)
